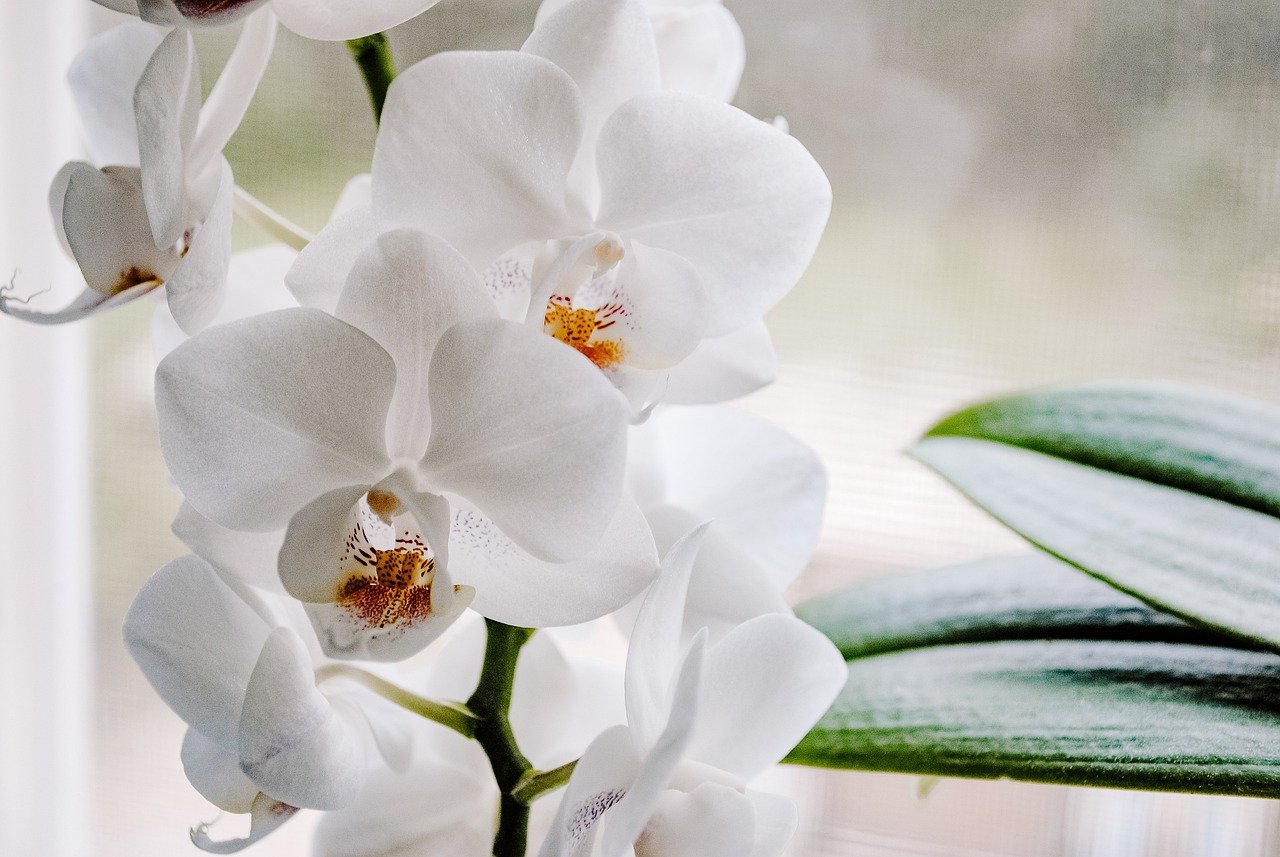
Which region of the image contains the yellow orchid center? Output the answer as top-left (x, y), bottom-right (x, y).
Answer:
top-left (544, 295), bottom-right (626, 369)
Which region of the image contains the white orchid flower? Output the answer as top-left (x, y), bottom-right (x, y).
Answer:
top-left (156, 229), bottom-right (653, 661)
top-left (315, 620), bottom-right (627, 857)
top-left (124, 555), bottom-right (419, 853)
top-left (1, 13), bottom-right (275, 329)
top-left (540, 527), bottom-right (846, 857)
top-left (624, 406), bottom-right (827, 640)
top-left (92, 0), bottom-right (441, 41)
top-left (289, 0), bottom-right (829, 411)
top-left (535, 0), bottom-right (745, 102)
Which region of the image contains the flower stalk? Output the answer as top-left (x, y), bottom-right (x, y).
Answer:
top-left (468, 620), bottom-right (537, 857)
top-left (512, 758), bottom-right (579, 804)
top-left (346, 33), bottom-right (397, 122)
top-left (314, 662), bottom-right (477, 738)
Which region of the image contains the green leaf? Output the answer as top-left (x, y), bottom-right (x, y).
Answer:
top-left (788, 639), bottom-right (1280, 797)
top-left (912, 382), bottom-right (1280, 651)
top-left (795, 554), bottom-right (1245, 661)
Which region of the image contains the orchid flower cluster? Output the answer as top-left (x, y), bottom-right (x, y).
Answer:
top-left (14, 0), bottom-right (848, 854)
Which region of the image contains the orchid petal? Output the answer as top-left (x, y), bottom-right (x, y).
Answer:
top-left (181, 727), bottom-right (259, 814)
top-left (334, 173), bottom-right (372, 217)
top-left (135, 26), bottom-right (201, 249)
top-left (423, 318), bottom-right (628, 562)
top-left (68, 22), bottom-right (164, 167)
top-left (165, 157), bottom-right (234, 334)
top-left (172, 501), bottom-right (285, 593)
top-left (335, 229), bottom-right (496, 460)
top-left (687, 613), bottom-right (846, 780)
top-left (523, 0), bottom-right (661, 207)
top-left (645, 407), bottom-right (825, 587)
top-left (662, 321), bottom-right (777, 405)
top-left (123, 555), bottom-right (271, 748)
top-left (603, 632), bottom-right (707, 857)
top-left (189, 8), bottom-right (276, 175)
top-left (651, 4), bottom-right (745, 102)
top-left (373, 51), bottom-right (581, 269)
top-left (634, 783), bottom-right (755, 857)
top-left (596, 94), bottom-right (831, 334)
top-left (609, 242), bottom-right (708, 369)
top-left (746, 791), bottom-right (798, 857)
top-left (237, 627), bottom-right (371, 809)
top-left (287, 206), bottom-right (378, 312)
top-left (625, 525), bottom-right (705, 747)
top-left (156, 308), bottom-right (394, 530)
top-left (538, 724), bottom-right (642, 857)
top-left (60, 163), bottom-right (176, 296)
top-left (153, 243), bottom-right (299, 360)
top-left (0, 280), bottom-right (158, 326)
top-left (191, 791), bottom-right (299, 854)
top-left (279, 484), bottom-right (374, 604)
top-left (449, 494), bottom-right (656, 627)
top-left (314, 761), bottom-right (495, 857)
top-left (271, 0), bottom-right (441, 40)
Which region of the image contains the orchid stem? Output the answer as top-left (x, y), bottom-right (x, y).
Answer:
top-left (512, 758), bottom-right (579, 804)
top-left (314, 663), bottom-right (477, 738)
top-left (232, 186), bottom-right (313, 250)
top-left (468, 620), bottom-right (536, 857)
top-left (346, 33), bottom-right (396, 123)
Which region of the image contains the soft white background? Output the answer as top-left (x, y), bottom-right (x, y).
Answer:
top-left (5, 0), bottom-right (1280, 855)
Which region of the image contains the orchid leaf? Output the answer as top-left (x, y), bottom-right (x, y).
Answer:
top-left (794, 554), bottom-right (1245, 660)
top-left (911, 382), bottom-right (1280, 651)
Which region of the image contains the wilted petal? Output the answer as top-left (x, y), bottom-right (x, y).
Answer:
top-left (135, 26), bottom-right (201, 249)
top-left (123, 555), bottom-right (272, 748)
top-left (373, 51), bottom-right (581, 269)
top-left (662, 321), bottom-right (776, 405)
top-left (335, 229), bottom-right (496, 460)
top-left (422, 318), bottom-right (628, 562)
top-left (181, 728), bottom-right (259, 813)
top-left (190, 791), bottom-right (299, 854)
top-left (448, 494), bottom-right (656, 627)
top-left (634, 783), bottom-right (755, 857)
top-left (686, 614), bottom-right (845, 780)
top-left (596, 94), bottom-right (831, 334)
top-left (523, 0), bottom-right (660, 207)
top-left (644, 407), bottom-right (826, 587)
top-left (68, 22), bottom-right (164, 167)
top-left (272, 0), bottom-right (441, 40)
top-left (156, 308), bottom-right (394, 530)
top-left (60, 163), bottom-right (176, 296)
top-left (153, 243), bottom-right (299, 360)
top-left (0, 281), bottom-right (158, 326)
top-left (238, 628), bottom-right (371, 809)
top-left (165, 158), bottom-right (234, 334)
top-left (651, 3), bottom-right (745, 102)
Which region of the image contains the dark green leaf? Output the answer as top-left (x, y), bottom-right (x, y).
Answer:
top-left (795, 554), bottom-right (1245, 660)
top-left (788, 640), bottom-right (1280, 797)
top-left (913, 382), bottom-right (1280, 651)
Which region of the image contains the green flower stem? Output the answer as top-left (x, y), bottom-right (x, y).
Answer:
top-left (512, 758), bottom-right (579, 804)
top-left (314, 663), bottom-right (477, 738)
top-left (345, 33), bottom-right (396, 123)
top-left (468, 620), bottom-right (537, 857)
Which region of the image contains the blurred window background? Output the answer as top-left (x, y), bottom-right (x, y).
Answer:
top-left (7, 0), bottom-right (1280, 854)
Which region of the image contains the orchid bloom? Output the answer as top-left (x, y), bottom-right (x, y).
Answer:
top-left (540, 527), bottom-right (847, 857)
top-left (92, 0), bottom-right (440, 41)
top-left (315, 619), bottom-right (627, 857)
top-left (0, 12), bottom-right (274, 329)
top-left (623, 406), bottom-right (827, 640)
top-left (536, 0), bottom-right (745, 102)
top-left (124, 555), bottom-right (418, 853)
top-left (290, 0), bottom-right (829, 411)
top-left (156, 229), bottom-right (653, 661)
